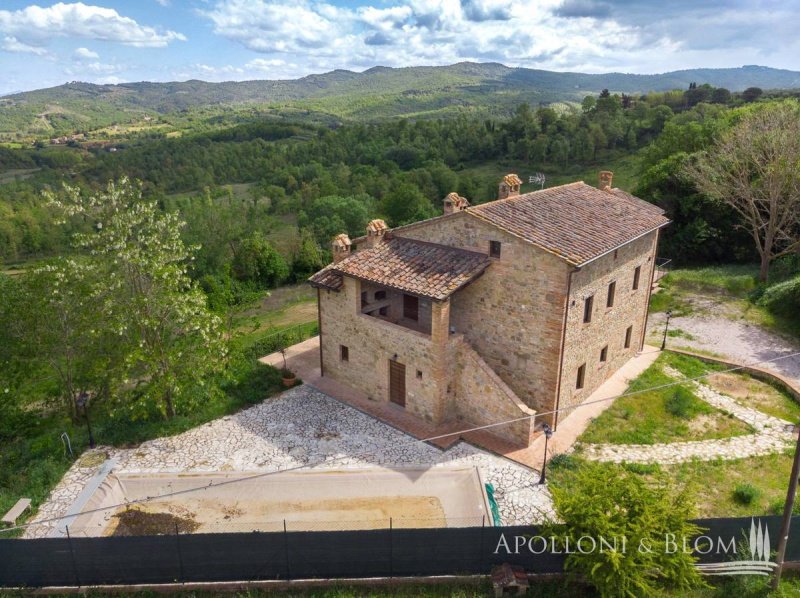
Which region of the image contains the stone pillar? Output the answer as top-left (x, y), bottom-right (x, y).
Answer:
top-left (429, 299), bottom-right (452, 423)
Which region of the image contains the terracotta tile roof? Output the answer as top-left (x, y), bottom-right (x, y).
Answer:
top-left (309, 237), bottom-right (491, 300)
top-left (467, 182), bottom-right (669, 266)
top-left (308, 264), bottom-right (344, 291)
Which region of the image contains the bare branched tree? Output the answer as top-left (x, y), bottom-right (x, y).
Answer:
top-left (685, 102), bottom-right (800, 281)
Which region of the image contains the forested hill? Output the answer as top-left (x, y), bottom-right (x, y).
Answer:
top-left (3, 63), bottom-right (800, 136)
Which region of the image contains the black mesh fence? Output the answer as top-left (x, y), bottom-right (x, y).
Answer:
top-left (2, 516), bottom-right (799, 588)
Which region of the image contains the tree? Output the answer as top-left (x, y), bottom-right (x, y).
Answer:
top-left (291, 228), bottom-right (325, 281)
top-left (381, 183), bottom-right (436, 226)
top-left (547, 462), bottom-right (705, 597)
top-left (232, 232), bottom-right (289, 288)
top-left (22, 258), bottom-right (121, 419)
top-left (741, 87), bottom-right (763, 103)
top-left (685, 102), bottom-right (800, 281)
top-left (47, 178), bottom-right (226, 419)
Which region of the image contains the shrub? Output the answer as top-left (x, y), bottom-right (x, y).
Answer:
top-left (757, 274), bottom-right (800, 314)
top-left (623, 462), bottom-right (662, 475)
top-left (546, 462), bottom-right (706, 597)
top-left (665, 387), bottom-right (709, 419)
top-left (548, 453), bottom-right (579, 471)
top-left (769, 497), bottom-right (800, 515)
top-left (732, 483), bottom-right (761, 505)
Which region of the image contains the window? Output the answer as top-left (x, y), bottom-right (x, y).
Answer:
top-left (583, 295), bottom-right (594, 323)
top-left (340, 345), bottom-right (349, 362)
top-left (378, 306), bottom-right (389, 316)
top-left (624, 326), bottom-right (633, 349)
top-left (632, 266), bottom-right (641, 290)
top-left (576, 364), bottom-right (586, 390)
top-left (416, 370), bottom-right (423, 380)
top-left (375, 290), bottom-right (387, 301)
top-left (600, 345), bottom-right (608, 362)
top-left (489, 240), bottom-right (502, 258)
top-left (607, 281), bottom-right (616, 308)
top-left (613, 249), bottom-right (619, 260)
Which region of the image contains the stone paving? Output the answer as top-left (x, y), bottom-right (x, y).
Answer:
top-left (22, 386), bottom-right (554, 538)
top-left (581, 367), bottom-right (794, 465)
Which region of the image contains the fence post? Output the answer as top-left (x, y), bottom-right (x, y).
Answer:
top-left (482, 515), bottom-right (489, 573)
top-left (65, 525), bottom-right (81, 587)
top-left (174, 523), bottom-right (185, 583)
top-left (283, 520), bottom-right (291, 581)
top-left (480, 515), bottom-right (485, 573)
top-left (389, 517), bottom-right (393, 579)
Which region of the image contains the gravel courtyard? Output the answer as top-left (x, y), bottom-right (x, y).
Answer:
top-left (24, 385), bottom-right (554, 538)
top-left (647, 303), bottom-right (800, 385)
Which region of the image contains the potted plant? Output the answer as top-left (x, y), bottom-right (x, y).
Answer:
top-left (279, 346), bottom-right (296, 387)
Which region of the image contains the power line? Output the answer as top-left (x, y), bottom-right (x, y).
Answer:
top-left (5, 349), bottom-right (800, 535)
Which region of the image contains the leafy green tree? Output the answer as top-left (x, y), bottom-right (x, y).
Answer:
top-left (48, 178), bottom-right (226, 419)
top-left (21, 258), bottom-right (121, 419)
top-left (291, 228), bottom-right (325, 281)
top-left (381, 183), bottom-right (436, 226)
top-left (547, 462), bottom-right (705, 597)
top-left (232, 232), bottom-right (289, 288)
top-left (741, 87), bottom-right (763, 103)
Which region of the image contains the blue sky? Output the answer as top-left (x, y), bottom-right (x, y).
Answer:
top-left (1, 0), bottom-right (798, 95)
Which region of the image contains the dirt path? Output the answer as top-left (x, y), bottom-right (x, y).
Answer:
top-left (648, 310), bottom-right (800, 386)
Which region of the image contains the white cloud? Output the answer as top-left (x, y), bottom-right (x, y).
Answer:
top-left (0, 2), bottom-right (186, 48)
top-left (195, 0), bottom-right (800, 80)
top-left (155, 0), bottom-right (171, 6)
top-left (73, 46), bottom-right (99, 59)
top-left (2, 35), bottom-right (48, 55)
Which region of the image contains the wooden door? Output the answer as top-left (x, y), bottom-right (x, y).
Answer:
top-left (403, 294), bottom-right (419, 321)
top-left (389, 360), bottom-right (406, 407)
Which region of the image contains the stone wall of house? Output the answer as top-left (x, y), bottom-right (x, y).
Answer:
top-left (318, 276), bottom-right (451, 423)
top-left (398, 213), bottom-right (570, 421)
top-left (557, 230), bottom-right (659, 418)
top-left (451, 334), bottom-right (537, 446)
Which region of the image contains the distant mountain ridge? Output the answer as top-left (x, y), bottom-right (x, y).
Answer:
top-left (3, 62), bottom-right (799, 137)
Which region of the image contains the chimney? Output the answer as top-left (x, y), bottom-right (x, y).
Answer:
top-left (365, 219), bottom-right (388, 248)
top-left (443, 192), bottom-right (470, 215)
top-left (331, 233), bottom-right (352, 264)
top-left (498, 174), bottom-right (522, 200)
top-left (599, 171), bottom-right (614, 191)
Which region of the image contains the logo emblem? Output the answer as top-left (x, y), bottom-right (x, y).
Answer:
top-left (696, 518), bottom-right (777, 576)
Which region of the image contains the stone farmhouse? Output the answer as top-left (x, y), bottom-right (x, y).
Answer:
top-left (309, 172), bottom-right (669, 447)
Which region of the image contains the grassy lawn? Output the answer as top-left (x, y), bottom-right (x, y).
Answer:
top-left (231, 283), bottom-right (318, 351)
top-left (704, 371), bottom-right (800, 422)
top-left (579, 352), bottom-right (753, 445)
top-left (562, 350), bottom-right (800, 520)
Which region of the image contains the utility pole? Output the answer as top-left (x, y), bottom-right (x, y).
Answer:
top-left (772, 423), bottom-right (800, 590)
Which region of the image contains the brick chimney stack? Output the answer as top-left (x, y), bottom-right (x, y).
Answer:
top-left (599, 171), bottom-right (614, 192)
top-left (365, 219), bottom-right (388, 248)
top-left (331, 233), bottom-right (352, 264)
top-left (443, 192), bottom-right (470, 215)
top-left (498, 174), bottom-right (522, 200)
